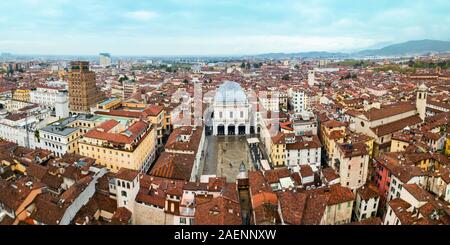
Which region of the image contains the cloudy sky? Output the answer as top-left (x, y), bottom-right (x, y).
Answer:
top-left (0, 0), bottom-right (449, 55)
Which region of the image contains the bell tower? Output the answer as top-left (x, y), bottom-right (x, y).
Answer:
top-left (416, 83), bottom-right (427, 122)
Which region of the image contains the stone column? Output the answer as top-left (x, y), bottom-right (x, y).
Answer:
top-left (245, 124), bottom-right (250, 135)
top-left (213, 124), bottom-right (217, 136)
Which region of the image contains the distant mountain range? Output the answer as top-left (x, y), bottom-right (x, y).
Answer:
top-left (252, 40), bottom-right (450, 59)
top-left (251, 51), bottom-right (347, 59)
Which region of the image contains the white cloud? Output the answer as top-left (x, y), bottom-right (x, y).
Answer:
top-left (124, 10), bottom-right (159, 21)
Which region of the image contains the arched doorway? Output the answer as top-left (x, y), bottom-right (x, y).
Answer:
top-left (228, 124), bottom-right (236, 136)
top-left (238, 124), bottom-right (246, 135)
top-left (217, 124), bottom-right (225, 136)
top-left (250, 126), bottom-right (255, 135)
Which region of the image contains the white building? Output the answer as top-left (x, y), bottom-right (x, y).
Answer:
top-left (30, 86), bottom-right (68, 108)
top-left (212, 81), bottom-right (256, 136)
top-left (285, 135), bottom-right (322, 172)
top-left (115, 169), bottom-right (140, 215)
top-left (386, 168), bottom-right (425, 203)
top-left (99, 53), bottom-right (112, 68)
top-left (55, 94), bottom-right (70, 119)
top-left (0, 109), bottom-right (51, 149)
top-left (0, 114), bottom-right (39, 148)
top-left (383, 183), bottom-right (448, 225)
top-left (354, 185), bottom-right (380, 221)
top-left (39, 114), bottom-right (100, 157)
top-left (271, 133), bottom-right (322, 171)
top-left (290, 90), bottom-right (308, 113)
top-left (291, 112), bottom-right (318, 135)
top-left (30, 86), bottom-right (69, 117)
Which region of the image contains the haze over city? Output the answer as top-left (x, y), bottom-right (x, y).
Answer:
top-left (1, 0), bottom-right (450, 55)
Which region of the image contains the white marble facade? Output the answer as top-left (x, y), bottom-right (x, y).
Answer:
top-left (212, 81), bottom-right (254, 136)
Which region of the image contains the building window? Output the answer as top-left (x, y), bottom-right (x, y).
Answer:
top-left (180, 218), bottom-right (186, 224)
top-left (121, 191), bottom-right (127, 197)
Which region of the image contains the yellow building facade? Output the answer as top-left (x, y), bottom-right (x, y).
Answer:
top-left (13, 89), bottom-right (31, 102)
top-left (78, 121), bottom-right (157, 173)
top-left (270, 143), bottom-right (286, 167)
top-left (320, 121), bottom-right (346, 160)
top-left (390, 139), bottom-right (410, 153)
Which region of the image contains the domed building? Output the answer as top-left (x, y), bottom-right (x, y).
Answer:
top-left (212, 81), bottom-right (255, 135)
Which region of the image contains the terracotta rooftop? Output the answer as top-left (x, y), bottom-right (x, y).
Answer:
top-left (322, 120), bottom-right (346, 128)
top-left (115, 168), bottom-right (139, 182)
top-left (337, 142), bottom-right (368, 158)
top-left (327, 184), bottom-right (355, 206)
top-left (150, 152), bottom-right (195, 181)
top-left (84, 120), bottom-right (150, 145)
top-left (278, 191), bottom-right (307, 225)
top-left (363, 102), bottom-right (416, 121)
top-left (357, 184), bottom-right (380, 201)
top-left (194, 197), bottom-right (242, 225)
top-left (370, 115), bottom-right (422, 137)
top-left (403, 184), bottom-right (433, 202)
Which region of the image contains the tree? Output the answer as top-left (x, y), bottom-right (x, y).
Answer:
top-left (240, 62), bottom-right (246, 69)
top-left (34, 130), bottom-right (40, 140)
top-left (246, 62), bottom-right (251, 70)
top-left (252, 62), bottom-right (263, 69)
top-left (282, 74), bottom-right (290, 80)
top-left (119, 75), bottom-right (129, 83)
top-left (182, 79), bottom-right (189, 84)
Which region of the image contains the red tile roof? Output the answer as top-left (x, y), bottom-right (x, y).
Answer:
top-left (150, 152), bottom-right (195, 181)
top-left (194, 197), bottom-right (242, 225)
top-left (84, 120), bottom-right (149, 145)
top-left (363, 102), bottom-right (416, 121)
top-left (115, 168), bottom-right (139, 182)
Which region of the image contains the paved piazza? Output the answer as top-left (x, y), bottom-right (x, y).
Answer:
top-left (202, 135), bottom-right (252, 183)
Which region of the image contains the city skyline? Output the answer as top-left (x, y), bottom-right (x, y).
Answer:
top-left (1, 0), bottom-right (450, 56)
